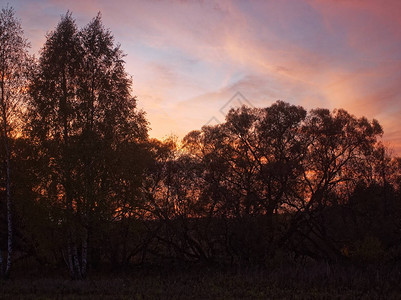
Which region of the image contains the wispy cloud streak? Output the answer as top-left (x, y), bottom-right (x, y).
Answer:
top-left (8, 0), bottom-right (401, 153)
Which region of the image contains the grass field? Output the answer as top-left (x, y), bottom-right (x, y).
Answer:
top-left (0, 262), bottom-right (400, 299)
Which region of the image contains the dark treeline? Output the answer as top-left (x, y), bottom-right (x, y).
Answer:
top-left (1, 7), bottom-right (401, 280)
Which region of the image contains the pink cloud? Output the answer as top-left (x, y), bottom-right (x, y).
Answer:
top-left (10, 0), bottom-right (401, 154)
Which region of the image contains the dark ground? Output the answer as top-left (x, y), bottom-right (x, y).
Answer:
top-left (1, 262), bottom-right (401, 299)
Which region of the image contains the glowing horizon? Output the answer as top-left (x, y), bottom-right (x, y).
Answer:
top-left (6, 0), bottom-right (401, 155)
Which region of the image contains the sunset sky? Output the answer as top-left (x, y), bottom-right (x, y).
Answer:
top-left (5, 0), bottom-right (401, 154)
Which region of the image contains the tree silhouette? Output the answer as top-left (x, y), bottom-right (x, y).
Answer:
top-left (28, 12), bottom-right (148, 278)
top-left (179, 102), bottom-right (385, 263)
top-left (0, 5), bottom-right (400, 284)
top-left (0, 5), bottom-right (30, 278)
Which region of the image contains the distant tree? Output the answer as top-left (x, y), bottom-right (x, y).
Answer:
top-left (180, 102), bottom-right (384, 263)
top-left (284, 108), bottom-right (383, 261)
top-left (181, 102), bottom-right (307, 263)
top-left (0, 5), bottom-right (30, 278)
top-left (146, 139), bottom-right (213, 262)
top-left (390, 156), bottom-right (401, 191)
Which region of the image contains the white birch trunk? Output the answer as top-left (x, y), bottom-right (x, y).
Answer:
top-left (1, 73), bottom-right (12, 278)
top-left (66, 244), bottom-right (75, 277)
top-left (72, 244), bottom-right (82, 279)
top-left (81, 227), bottom-right (88, 278)
top-left (5, 148), bottom-right (12, 277)
top-left (0, 244), bottom-right (3, 276)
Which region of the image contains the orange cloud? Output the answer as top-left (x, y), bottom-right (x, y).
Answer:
top-left (12, 0), bottom-right (401, 154)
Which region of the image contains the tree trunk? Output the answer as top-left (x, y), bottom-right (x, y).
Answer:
top-left (72, 243), bottom-right (82, 280)
top-left (66, 244), bottom-right (75, 277)
top-left (81, 227), bottom-right (88, 278)
top-left (4, 146), bottom-right (12, 278)
top-left (0, 71), bottom-right (4, 277)
top-left (1, 72), bottom-right (12, 278)
top-left (0, 247), bottom-right (3, 277)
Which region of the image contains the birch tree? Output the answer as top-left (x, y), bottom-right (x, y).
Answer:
top-left (0, 6), bottom-right (30, 278)
top-left (28, 12), bottom-right (84, 279)
top-left (28, 12), bottom-right (147, 279)
top-left (77, 13), bottom-right (148, 270)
